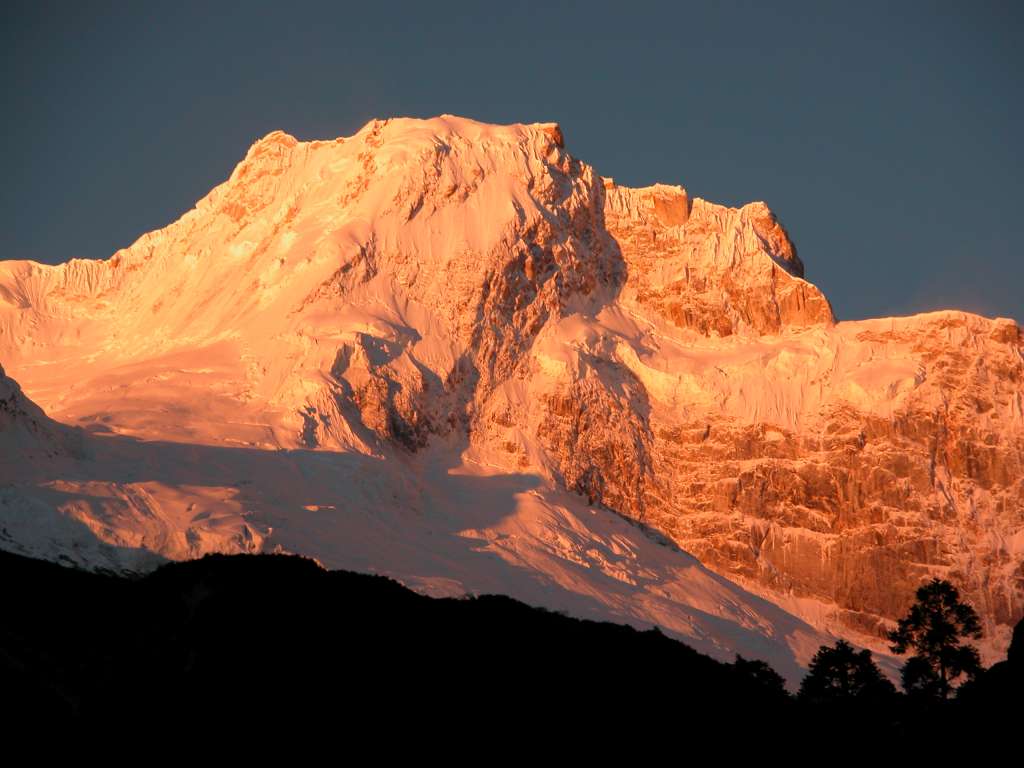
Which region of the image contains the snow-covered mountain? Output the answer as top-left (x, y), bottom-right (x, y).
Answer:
top-left (0, 332), bottom-right (829, 685)
top-left (1, 115), bottom-right (1020, 667)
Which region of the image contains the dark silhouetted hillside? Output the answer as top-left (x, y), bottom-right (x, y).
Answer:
top-left (2, 549), bottom-right (1019, 749)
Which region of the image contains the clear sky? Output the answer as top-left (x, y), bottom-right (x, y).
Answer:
top-left (3, 1), bottom-right (1021, 321)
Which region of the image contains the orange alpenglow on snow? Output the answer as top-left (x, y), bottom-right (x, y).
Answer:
top-left (0, 116), bottom-right (1021, 681)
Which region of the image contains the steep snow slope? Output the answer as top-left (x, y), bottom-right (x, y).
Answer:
top-left (1, 115), bottom-right (1020, 662)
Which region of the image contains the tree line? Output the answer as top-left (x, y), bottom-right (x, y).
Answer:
top-left (796, 578), bottom-right (991, 704)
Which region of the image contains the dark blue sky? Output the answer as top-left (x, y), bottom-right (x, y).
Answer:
top-left (3, 1), bottom-right (1021, 321)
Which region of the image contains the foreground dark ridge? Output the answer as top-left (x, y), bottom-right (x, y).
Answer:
top-left (3, 551), bottom-right (790, 727)
top-left (1, 550), bottom-right (1020, 743)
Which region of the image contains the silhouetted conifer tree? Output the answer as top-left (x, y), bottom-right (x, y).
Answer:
top-left (887, 578), bottom-right (982, 699)
top-left (798, 639), bottom-right (896, 702)
top-left (734, 655), bottom-right (787, 695)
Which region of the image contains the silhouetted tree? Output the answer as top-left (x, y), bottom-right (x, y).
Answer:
top-left (956, 617), bottom-right (1023, 711)
top-left (887, 578), bottom-right (982, 699)
top-left (798, 639), bottom-right (896, 702)
top-left (734, 655), bottom-right (787, 696)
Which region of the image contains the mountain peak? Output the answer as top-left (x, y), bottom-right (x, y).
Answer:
top-left (243, 129), bottom-right (299, 159)
top-left (0, 113), bottom-right (1020, 666)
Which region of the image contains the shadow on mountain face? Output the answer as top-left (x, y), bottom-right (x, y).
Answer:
top-left (0, 485), bottom-right (169, 573)
top-left (2, 422), bottom-right (830, 684)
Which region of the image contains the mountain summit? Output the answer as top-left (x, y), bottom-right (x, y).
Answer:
top-left (1, 115), bottom-right (1021, 666)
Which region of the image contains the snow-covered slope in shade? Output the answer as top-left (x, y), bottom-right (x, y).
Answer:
top-left (0, 364), bottom-right (826, 682)
top-left (1, 115), bottom-right (1020, 664)
top-left (0, 363), bottom-right (262, 571)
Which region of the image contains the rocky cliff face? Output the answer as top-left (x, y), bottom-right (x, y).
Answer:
top-left (598, 184), bottom-right (1024, 651)
top-left (1, 115), bottom-right (1020, 659)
